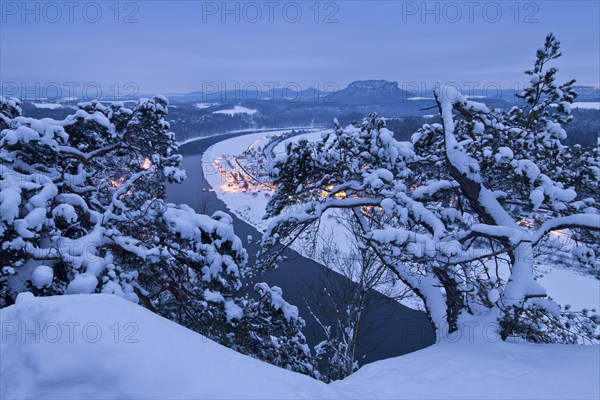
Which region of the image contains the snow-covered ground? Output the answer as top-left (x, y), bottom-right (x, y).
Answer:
top-left (1, 293), bottom-right (598, 400)
top-left (31, 103), bottom-right (63, 109)
top-left (195, 102), bottom-right (218, 109)
top-left (213, 105), bottom-right (257, 116)
top-left (202, 130), bottom-right (600, 312)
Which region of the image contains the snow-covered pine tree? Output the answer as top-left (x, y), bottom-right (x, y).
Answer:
top-left (261, 34), bottom-right (600, 343)
top-left (0, 95), bottom-right (187, 303)
top-left (422, 34), bottom-right (600, 341)
top-left (260, 113), bottom-right (458, 333)
top-left (0, 95), bottom-right (316, 374)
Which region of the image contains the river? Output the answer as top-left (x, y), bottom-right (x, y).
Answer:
top-left (166, 131), bottom-right (435, 366)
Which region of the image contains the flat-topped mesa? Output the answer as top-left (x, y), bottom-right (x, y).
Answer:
top-left (334, 80), bottom-right (412, 104)
top-left (345, 80), bottom-right (401, 93)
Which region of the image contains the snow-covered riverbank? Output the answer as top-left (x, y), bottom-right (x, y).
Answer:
top-left (176, 126), bottom-right (322, 146)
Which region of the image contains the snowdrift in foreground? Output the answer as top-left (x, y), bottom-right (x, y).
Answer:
top-left (1, 294), bottom-right (599, 400)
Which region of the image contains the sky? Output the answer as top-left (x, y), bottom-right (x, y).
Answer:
top-left (1, 1), bottom-right (599, 96)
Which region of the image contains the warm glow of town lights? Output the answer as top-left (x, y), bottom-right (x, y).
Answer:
top-left (141, 158), bottom-right (152, 170)
top-left (320, 184), bottom-right (346, 198)
top-left (109, 177), bottom-right (125, 188)
top-left (213, 156), bottom-right (277, 194)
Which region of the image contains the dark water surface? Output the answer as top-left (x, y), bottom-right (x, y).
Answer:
top-left (166, 132), bottom-right (435, 365)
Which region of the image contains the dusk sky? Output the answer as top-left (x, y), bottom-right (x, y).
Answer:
top-left (1, 1), bottom-right (599, 94)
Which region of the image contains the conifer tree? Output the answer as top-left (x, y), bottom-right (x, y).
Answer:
top-left (261, 34), bottom-right (600, 343)
top-left (0, 95), bottom-right (316, 375)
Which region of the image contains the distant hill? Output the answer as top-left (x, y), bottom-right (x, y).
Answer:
top-left (161, 80), bottom-right (414, 105)
top-left (12, 81), bottom-right (598, 146)
top-left (326, 80), bottom-right (413, 105)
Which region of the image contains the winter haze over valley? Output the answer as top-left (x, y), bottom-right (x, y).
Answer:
top-left (1, 1), bottom-right (599, 399)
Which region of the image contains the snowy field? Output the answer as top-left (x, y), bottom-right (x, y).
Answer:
top-left (195, 102), bottom-right (218, 109)
top-left (202, 130), bottom-right (600, 312)
top-left (1, 293), bottom-right (598, 400)
top-left (31, 103), bottom-right (63, 109)
top-left (212, 105), bottom-right (257, 116)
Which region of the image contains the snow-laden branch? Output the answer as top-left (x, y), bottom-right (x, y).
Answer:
top-left (265, 196), bottom-right (384, 236)
top-left (532, 214), bottom-right (600, 245)
top-left (436, 87), bottom-right (517, 229)
top-left (104, 169), bottom-right (154, 221)
top-left (58, 143), bottom-right (121, 164)
top-left (468, 224), bottom-right (528, 244)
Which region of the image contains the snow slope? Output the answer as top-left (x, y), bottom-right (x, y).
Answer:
top-left (1, 294), bottom-right (599, 399)
top-left (0, 293), bottom-right (335, 400)
top-left (336, 339), bottom-right (600, 399)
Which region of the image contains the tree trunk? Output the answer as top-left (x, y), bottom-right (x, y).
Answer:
top-left (499, 240), bottom-right (544, 340)
top-left (433, 268), bottom-right (463, 333)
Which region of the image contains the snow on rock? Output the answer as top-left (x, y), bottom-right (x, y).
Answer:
top-left (1, 294), bottom-right (598, 400)
top-left (30, 265), bottom-right (53, 289)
